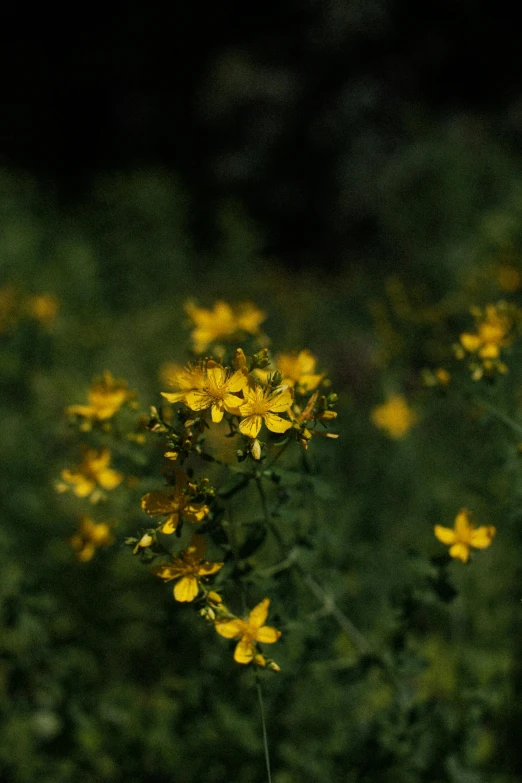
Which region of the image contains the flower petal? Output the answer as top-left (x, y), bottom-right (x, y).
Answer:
top-left (267, 387), bottom-right (293, 412)
top-left (215, 619), bottom-right (245, 639)
top-left (470, 525), bottom-right (496, 549)
top-left (454, 509), bottom-right (472, 539)
top-left (184, 502), bottom-right (210, 524)
top-left (97, 468), bottom-right (123, 491)
top-left (206, 362), bottom-right (227, 390)
top-left (198, 561), bottom-right (224, 576)
top-left (234, 638), bottom-right (255, 664)
top-left (141, 490), bottom-right (177, 517)
top-left (239, 414), bottom-right (263, 438)
top-left (248, 598), bottom-right (270, 629)
top-left (460, 333), bottom-right (482, 352)
top-left (263, 412), bottom-right (292, 433)
top-left (184, 390), bottom-right (211, 411)
top-left (174, 577), bottom-right (199, 602)
top-left (449, 542), bottom-right (470, 562)
top-left (255, 625), bottom-right (281, 644)
top-left (161, 391), bottom-right (186, 403)
top-left (153, 563), bottom-right (184, 581)
top-left (434, 525), bottom-right (457, 545)
top-left (226, 368), bottom-right (248, 393)
top-left (159, 513), bottom-right (179, 534)
top-left (211, 402), bottom-right (225, 423)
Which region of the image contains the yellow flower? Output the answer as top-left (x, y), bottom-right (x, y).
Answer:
top-left (185, 300), bottom-right (266, 353)
top-left (133, 532), bottom-right (154, 555)
top-left (159, 361), bottom-right (208, 404)
top-left (238, 383), bottom-right (293, 438)
top-left (162, 360), bottom-right (248, 423)
top-left (70, 516), bottom-right (114, 561)
top-left (26, 293), bottom-right (59, 324)
top-left (66, 371), bottom-right (132, 427)
top-left (215, 597), bottom-right (281, 664)
top-left (371, 394), bottom-right (417, 439)
top-left (141, 471), bottom-right (210, 534)
top-left (434, 509), bottom-right (496, 563)
top-left (59, 448), bottom-right (123, 498)
top-left (276, 349), bottom-right (324, 392)
top-left (153, 534), bottom-right (223, 602)
top-left (288, 390), bottom-right (339, 449)
top-left (460, 304), bottom-right (513, 361)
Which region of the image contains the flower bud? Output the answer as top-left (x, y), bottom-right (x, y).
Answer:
top-left (251, 439), bottom-right (262, 461)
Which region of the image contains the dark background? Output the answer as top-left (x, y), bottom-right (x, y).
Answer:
top-left (2, 1), bottom-right (521, 269)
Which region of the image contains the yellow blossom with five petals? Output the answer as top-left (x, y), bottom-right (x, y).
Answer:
top-left (162, 360), bottom-right (248, 422)
top-left (58, 448), bottom-right (123, 498)
top-left (141, 471), bottom-right (210, 533)
top-left (160, 362), bottom-right (207, 404)
top-left (66, 371), bottom-right (132, 427)
top-left (153, 534), bottom-right (223, 602)
top-left (371, 394), bottom-right (417, 439)
top-left (434, 509), bottom-right (496, 563)
top-left (214, 597), bottom-right (281, 664)
top-left (238, 384), bottom-right (293, 438)
top-left (185, 300), bottom-right (266, 353)
top-left (69, 516), bottom-right (114, 561)
top-left (276, 349), bottom-right (324, 392)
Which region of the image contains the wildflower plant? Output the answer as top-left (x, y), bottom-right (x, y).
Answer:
top-left (57, 300), bottom-right (340, 677)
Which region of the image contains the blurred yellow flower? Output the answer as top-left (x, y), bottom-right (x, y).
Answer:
top-left (460, 304), bottom-right (513, 361)
top-left (160, 361), bottom-right (207, 404)
top-left (153, 534), bottom-right (223, 602)
top-left (66, 371), bottom-right (132, 428)
top-left (434, 509), bottom-right (496, 563)
top-left (69, 517), bottom-right (114, 561)
top-left (58, 447), bottom-right (123, 498)
top-left (26, 293), bottom-right (59, 325)
top-left (214, 597), bottom-right (281, 664)
top-left (185, 300), bottom-right (266, 353)
top-left (371, 394), bottom-right (417, 439)
top-left (163, 360), bottom-right (248, 423)
top-left (141, 471), bottom-right (209, 534)
top-left (276, 349), bottom-right (324, 392)
top-left (238, 383), bottom-right (293, 438)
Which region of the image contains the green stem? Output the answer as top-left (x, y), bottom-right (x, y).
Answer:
top-left (475, 396), bottom-right (522, 438)
top-left (266, 436), bottom-right (292, 469)
top-left (256, 674), bottom-right (273, 783)
top-left (253, 474), bottom-right (371, 656)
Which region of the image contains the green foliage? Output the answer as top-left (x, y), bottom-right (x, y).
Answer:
top-left (2, 157), bottom-right (522, 783)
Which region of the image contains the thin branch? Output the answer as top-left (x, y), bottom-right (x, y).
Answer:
top-left (256, 674), bottom-right (273, 783)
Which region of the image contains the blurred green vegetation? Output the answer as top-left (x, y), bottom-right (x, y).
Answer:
top-left (2, 136), bottom-right (522, 783)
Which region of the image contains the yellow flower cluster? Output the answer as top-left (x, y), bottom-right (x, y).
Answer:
top-left (456, 302), bottom-right (517, 380)
top-left (58, 302), bottom-right (339, 672)
top-left (160, 343), bottom-right (337, 460)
